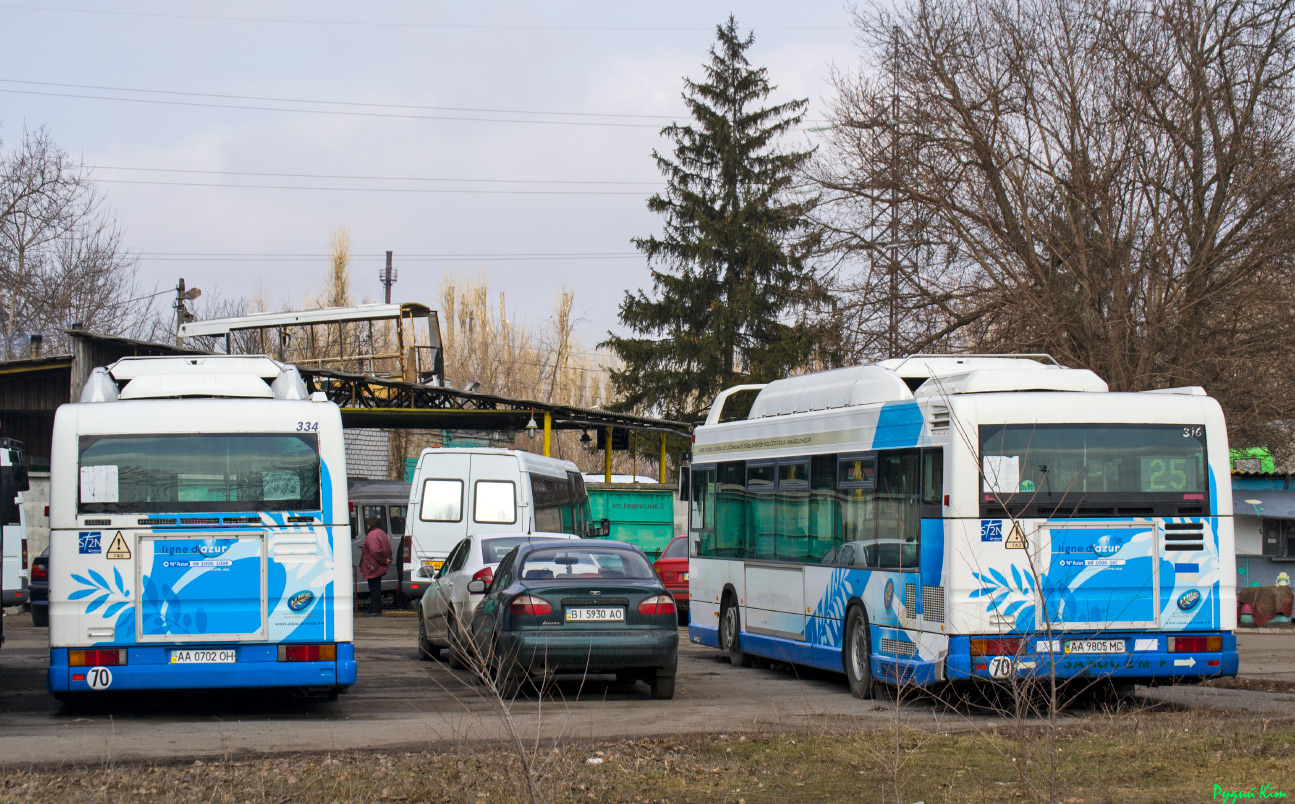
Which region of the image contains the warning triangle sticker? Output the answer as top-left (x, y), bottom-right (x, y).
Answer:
top-left (1005, 521), bottom-right (1028, 550)
top-left (106, 531), bottom-right (131, 560)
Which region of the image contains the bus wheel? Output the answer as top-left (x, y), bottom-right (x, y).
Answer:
top-left (720, 597), bottom-right (752, 668)
top-left (844, 606), bottom-right (875, 700)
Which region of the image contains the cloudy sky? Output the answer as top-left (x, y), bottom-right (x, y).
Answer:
top-left (2, 2), bottom-right (863, 348)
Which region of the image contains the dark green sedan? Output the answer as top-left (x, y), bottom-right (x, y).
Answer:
top-left (466, 539), bottom-right (679, 699)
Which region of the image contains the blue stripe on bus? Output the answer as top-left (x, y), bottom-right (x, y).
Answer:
top-left (919, 519), bottom-right (944, 587)
top-left (872, 401), bottom-right (924, 449)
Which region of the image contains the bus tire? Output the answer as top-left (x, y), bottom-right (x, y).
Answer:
top-left (844, 606), bottom-right (875, 700)
top-left (720, 597), bottom-right (752, 668)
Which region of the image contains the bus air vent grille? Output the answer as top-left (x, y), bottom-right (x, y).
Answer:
top-left (1177, 506), bottom-right (1203, 515)
top-left (140, 518), bottom-right (177, 526)
top-left (83, 519), bottom-right (110, 526)
top-left (1076, 507), bottom-right (1114, 515)
top-left (983, 506), bottom-right (1008, 518)
top-left (1163, 521), bottom-right (1204, 551)
top-left (922, 586), bottom-right (946, 623)
top-left (930, 406), bottom-right (950, 431)
top-left (1117, 507), bottom-right (1155, 516)
top-left (180, 517), bottom-right (220, 526)
top-left (287, 516), bottom-right (314, 524)
top-left (223, 517), bottom-right (261, 525)
top-left (904, 584), bottom-right (918, 619)
top-left (880, 638), bottom-right (918, 657)
top-left (1164, 522), bottom-right (1204, 531)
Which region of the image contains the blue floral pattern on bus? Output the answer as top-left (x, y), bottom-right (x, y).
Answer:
top-left (806, 567), bottom-right (869, 646)
top-left (70, 568), bottom-right (135, 641)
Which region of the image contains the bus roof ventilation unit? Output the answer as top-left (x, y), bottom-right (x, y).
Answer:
top-left (910, 367), bottom-right (1108, 397)
top-left (747, 365), bottom-right (915, 419)
top-left (90, 355), bottom-right (310, 401)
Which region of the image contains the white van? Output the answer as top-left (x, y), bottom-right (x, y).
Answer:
top-left (1, 439), bottom-right (29, 609)
top-left (403, 448), bottom-right (608, 598)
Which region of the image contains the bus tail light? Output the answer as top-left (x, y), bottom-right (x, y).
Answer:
top-left (1168, 635), bottom-right (1221, 653)
top-left (278, 644), bottom-right (337, 662)
top-left (69, 649), bottom-right (126, 667)
top-left (472, 566), bottom-right (493, 585)
top-left (638, 595), bottom-right (676, 615)
top-left (509, 595), bottom-right (552, 616)
top-left (970, 638), bottom-right (1021, 657)
top-left (21, 539), bottom-right (27, 570)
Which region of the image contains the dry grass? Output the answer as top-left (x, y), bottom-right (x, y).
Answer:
top-left (0, 709), bottom-right (1290, 803)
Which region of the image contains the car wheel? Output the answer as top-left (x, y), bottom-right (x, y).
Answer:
top-left (844, 606), bottom-right (875, 700)
top-left (649, 672), bottom-right (676, 700)
top-left (495, 663), bottom-right (522, 698)
top-left (446, 612), bottom-right (468, 669)
top-left (417, 613), bottom-right (437, 661)
top-left (719, 597), bottom-right (751, 667)
top-left (31, 605), bottom-right (48, 627)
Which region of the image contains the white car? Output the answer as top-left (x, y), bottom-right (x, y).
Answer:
top-left (417, 531), bottom-right (578, 664)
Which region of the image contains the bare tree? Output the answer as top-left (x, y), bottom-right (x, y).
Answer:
top-left (815, 0), bottom-right (1295, 452)
top-left (0, 126), bottom-right (146, 357)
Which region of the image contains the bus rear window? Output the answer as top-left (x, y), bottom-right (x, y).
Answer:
top-left (979, 424), bottom-right (1208, 514)
top-left (78, 434), bottom-right (320, 514)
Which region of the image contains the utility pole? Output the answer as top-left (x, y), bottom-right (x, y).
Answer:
top-left (174, 278), bottom-right (201, 347)
top-left (887, 25), bottom-right (901, 359)
top-left (379, 251), bottom-right (398, 304)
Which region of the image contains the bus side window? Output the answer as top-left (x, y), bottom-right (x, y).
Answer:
top-left (921, 449), bottom-right (944, 517)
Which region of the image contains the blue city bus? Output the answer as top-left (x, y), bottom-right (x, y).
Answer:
top-left (46, 356), bottom-right (356, 698)
top-left (687, 356), bottom-right (1238, 697)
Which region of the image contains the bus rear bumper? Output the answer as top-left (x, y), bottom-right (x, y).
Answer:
top-left (48, 642), bottom-right (357, 694)
top-left (945, 632), bottom-right (1239, 682)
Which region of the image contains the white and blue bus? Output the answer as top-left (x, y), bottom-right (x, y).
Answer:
top-left (687, 356), bottom-right (1238, 697)
top-left (47, 356), bottom-right (356, 698)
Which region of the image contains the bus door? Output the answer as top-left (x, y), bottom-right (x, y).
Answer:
top-left (136, 532), bottom-right (268, 642)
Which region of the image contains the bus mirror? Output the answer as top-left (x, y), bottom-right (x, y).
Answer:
top-left (586, 518), bottom-right (611, 538)
top-left (2, 464), bottom-right (27, 494)
top-left (678, 466), bottom-right (691, 501)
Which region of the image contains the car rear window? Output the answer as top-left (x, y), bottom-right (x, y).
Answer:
top-left (479, 536), bottom-right (569, 564)
top-left (661, 538), bottom-right (687, 559)
top-left (519, 547), bottom-right (654, 581)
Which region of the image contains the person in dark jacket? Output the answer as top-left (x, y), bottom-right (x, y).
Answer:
top-left (360, 516), bottom-right (392, 617)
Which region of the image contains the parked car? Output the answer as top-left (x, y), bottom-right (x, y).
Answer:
top-left (653, 536), bottom-right (689, 624)
top-left (347, 479), bottom-right (409, 602)
top-left (417, 531), bottom-right (578, 664)
top-left (28, 547), bottom-right (47, 627)
top-left (466, 540), bottom-right (679, 699)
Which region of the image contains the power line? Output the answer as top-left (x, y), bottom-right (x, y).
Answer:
top-left (0, 79), bottom-right (676, 121)
top-left (133, 252), bottom-right (642, 262)
top-left (0, 79), bottom-right (831, 129)
top-left (85, 164), bottom-right (660, 186)
top-left (0, 5), bottom-right (849, 32)
top-left (0, 86), bottom-right (664, 129)
top-left (96, 178), bottom-right (650, 195)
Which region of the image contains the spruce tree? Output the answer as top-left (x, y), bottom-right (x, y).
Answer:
top-left (604, 16), bottom-right (825, 421)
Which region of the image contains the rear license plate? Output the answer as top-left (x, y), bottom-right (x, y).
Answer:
top-left (423, 559), bottom-right (443, 572)
top-left (170, 649), bottom-right (236, 664)
top-left (565, 607), bottom-right (624, 622)
top-left (680, 572), bottom-right (688, 581)
top-left (1063, 639), bottom-right (1125, 655)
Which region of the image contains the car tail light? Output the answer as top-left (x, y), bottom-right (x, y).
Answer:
top-left (659, 570), bottom-right (676, 582)
top-left (69, 649), bottom-right (126, 667)
top-left (509, 594), bottom-right (552, 616)
top-left (278, 644), bottom-right (338, 662)
top-left (970, 638), bottom-right (1021, 657)
top-left (472, 566), bottom-right (494, 585)
top-left (1168, 635), bottom-right (1221, 653)
top-left (638, 594), bottom-right (676, 615)
top-left (31, 562), bottom-right (47, 581)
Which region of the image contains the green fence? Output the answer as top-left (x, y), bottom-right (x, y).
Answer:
top-left (587, 483), bottom-right (678, 560)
